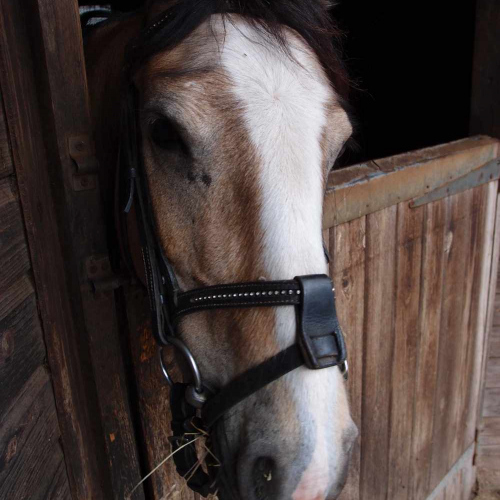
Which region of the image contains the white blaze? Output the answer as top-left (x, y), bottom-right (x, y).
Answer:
top-left (218, 17), bottom-right (348, 498)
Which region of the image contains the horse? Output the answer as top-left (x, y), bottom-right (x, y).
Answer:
top-left (84, 1), bottom-right (358, 498)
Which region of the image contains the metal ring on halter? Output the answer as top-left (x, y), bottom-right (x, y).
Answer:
top-left (166, 336), bottom-right (204, 394)
top-left (159, 347), bottom-right (174, 387)
top-left (340, 360), bottom-right (349, 380)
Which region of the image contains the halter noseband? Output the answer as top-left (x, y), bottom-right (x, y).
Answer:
top-left (119, 7), bottom-right (348, 497)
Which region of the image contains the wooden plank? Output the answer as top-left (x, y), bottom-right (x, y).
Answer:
top-left (408, 199), bottom-right (447, 500)
top-left (483, 388), bottom-right (500, 417)
top-left (0, 0), bottom-right (145, 497)
top-left (0, 365), bottom-right (70, 500)
top-left (0, 89), bottom-right (12, 178)
top-left (0, 274), bottom-right (34, 322)
top-left (0, 294), bottom-right (46, 414)
top-left (45, 460), bottom-right (72, 500)
top-left (0, 0), bottom-right (109, 495)
top-left (387, 202), bottom-right (424, 500)
top-left (0, 179), bottom-right (30, 294)
top-left (478, 417), bottom-right (500, 446)
top-left (429, 190), bottom-right (474, 490)
top-left (470, 0), bottom-right (500, 139)
top-left (323, 136), bottom-right (499, 229)
top-left (454, 184), bottom-right (494, 463)
top-left (486, 358), bottom-right (500, 388)
top-left (360, 205), bottom-right (397, 500)
top-left (331, 216), bottom-right (366, 500)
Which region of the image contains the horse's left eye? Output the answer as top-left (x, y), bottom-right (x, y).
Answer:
top-left (150, 118), bottom-right (188, 154)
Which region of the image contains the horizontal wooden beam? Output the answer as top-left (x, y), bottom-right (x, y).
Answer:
top-left (324, 135), bottom-right (499, 229)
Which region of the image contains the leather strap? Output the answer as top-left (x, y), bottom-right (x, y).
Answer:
top-left (175, 280), bottom-right (301, 318)
top-left (201, 344), bottom-right (303, 427)
top-left (170, 384), bottom-right (217, 496)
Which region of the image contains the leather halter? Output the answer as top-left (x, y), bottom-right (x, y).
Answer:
top-left (119, 7), bottom-right (348, 497)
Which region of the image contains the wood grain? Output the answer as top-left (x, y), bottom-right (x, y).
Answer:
top-left (387, 202), bottom-right (424, 500)
top-left (0, 90), bottom-right (12, 179)
top-left (461, 183), bottom-right (499, 452)
top-left (360, 205), bottom-right (397, 500)
top-left (0, 294), bottom-right (46, 415)
top-left (0, 366), bottom-right (71, 499)
top-left (429, 190), bottom-right (474, 490)
top-left (408, 199), bottom-right (447, 500)
top-left (331, 216), bottom-right (366, 500)
top-left (0, 179), bottom-right (30, 294)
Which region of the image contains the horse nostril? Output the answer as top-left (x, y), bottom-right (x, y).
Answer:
top-left (252, 457), bottom-right (276, 500)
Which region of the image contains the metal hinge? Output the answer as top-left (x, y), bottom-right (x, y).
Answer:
top-left (85, 255), bottom-right (130, 293)
top-left (410, 158), bottom-right (500, 208)
top-left (68, 134), bottom-right (99, 191)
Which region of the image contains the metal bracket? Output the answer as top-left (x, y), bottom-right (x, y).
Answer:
top-left (410, 158), bottom-right (500, 208)
top-left (85, 255), bottom-right (130, 292)
top-left (68, 135), bottom-right (99, 191)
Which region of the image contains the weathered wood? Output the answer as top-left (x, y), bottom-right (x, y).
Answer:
top-left (0, 0), bottom-right (110, 495)
top-left (462, 183), bottom-right (499, 451)
top-left (429, 190), bottom-right (474, 490)
top-left (425, 444), bottom-right (475, 500)
top-left (485, 359), bottom-right (500, 388)
top-left (0, 366), bottom-right (71, 500)
top-left (408, 199), bottom-right (447, 500)
top-left (0, 294), bottom-right (46, 414)
top-left (360, 205), bottom-right (397, 499)
top-left (0, 90), bottom-right (12, 178)
top-left (0, 0), bottom-right (146, 497)
top-left (387, 202), bottom-right (424, 500)
top-left (478, 417), bottom-right (500, 446)
top-left (0, 179), bottom-right (30, 294)
top-left (470, 0), bottom-right (500, 140)
top-left (483, 388), bottom-right (500, 417)
top-left (331, 217), bottom-right (366, 500)
top-left (324, 136), bottom-right (498, 228)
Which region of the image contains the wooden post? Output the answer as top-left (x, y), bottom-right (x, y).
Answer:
top-left (470, 0), bottom-right (500, 139)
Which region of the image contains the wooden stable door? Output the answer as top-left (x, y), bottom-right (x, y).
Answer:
top-left (0, 0), bottom-right (499, 499)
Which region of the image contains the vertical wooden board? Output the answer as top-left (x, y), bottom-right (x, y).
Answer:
top-left (387, 202), bottom-right (425, 500)
top-left (125, 287), bottom-right (198, 500)
top-left (360, 205), bottom-right (397, 500)
top-left (82, 288), bottom-right (145, 500)
top-left (0, 0), bottom-right (111, 496)
top-left (430, 190), bottom-right (474, 490)
top-left (331, 216), bottom-right (366, 500)
top-left (409, 199), bottom-right (447, 500)
top-left (462, 182), bottom-right (498, 451)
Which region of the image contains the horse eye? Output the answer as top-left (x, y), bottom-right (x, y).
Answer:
top-left (150, 118), bottom-right (188, 154)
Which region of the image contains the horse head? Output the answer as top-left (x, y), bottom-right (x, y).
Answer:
top-left (85, 1), bottom-right (357, 498)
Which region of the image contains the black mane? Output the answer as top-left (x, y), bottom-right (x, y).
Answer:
top-left (127, 0), bottom-right (350, 98)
